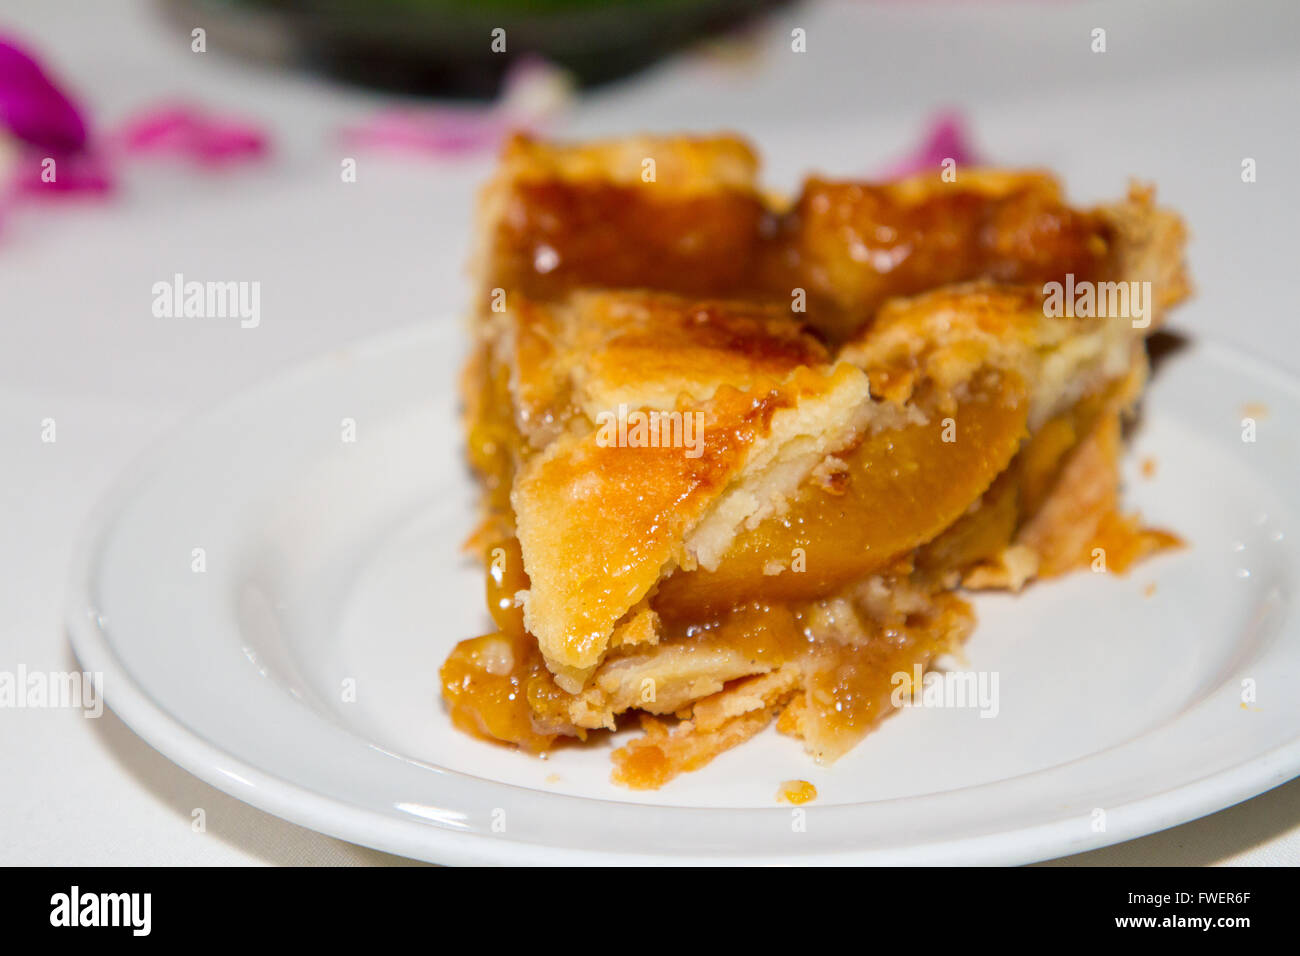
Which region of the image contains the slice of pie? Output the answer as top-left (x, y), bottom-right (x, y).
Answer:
top-left (441, 133), bottom-right (1190, 789)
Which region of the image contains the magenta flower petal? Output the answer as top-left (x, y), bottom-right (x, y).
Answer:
top-left (116, 104), bottom-right (268, 166)
top-left (0, 36), bottom-right (88, 152)
top-left (877, 112), bottom-right (984, 180)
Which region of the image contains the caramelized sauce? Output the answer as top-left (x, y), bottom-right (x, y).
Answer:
top-left (1087, 512), bottom-right (1182, 574)
top-left (438, 540), bottom-right (571, 750)
top-left (793, 591), bottom-right (973, 762)
top-left (439, 630), bottom-right (561, 752)
top-left (666, 602), bottom-right (807, 671)
top-left (485, 537), bottom-right (527, 634)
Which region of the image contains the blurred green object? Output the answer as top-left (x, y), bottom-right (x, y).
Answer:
top-left (167, 0), bottom-right (789, 96)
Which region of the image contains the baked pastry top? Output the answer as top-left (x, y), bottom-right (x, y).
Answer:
top-left (443, 132), bottom-right (1190, 789)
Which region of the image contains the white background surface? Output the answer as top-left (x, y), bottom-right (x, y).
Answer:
top-left (2, 0), bottom-right (1298, 865)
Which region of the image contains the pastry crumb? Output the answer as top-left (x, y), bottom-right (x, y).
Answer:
top-left (777, 779), bottom-right (818, 805)
top-left (1241, 402), bottom-right (1269, 420)
top-left (1140, 456), bottom-right (1157, 479)
top-left (1143, 581), bottom-right (1157, 597)
top-left (810, 455), bottom-right (850, 495)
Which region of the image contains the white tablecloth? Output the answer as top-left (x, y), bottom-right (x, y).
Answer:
top-left (3, 0), bottom-right (1297, 865)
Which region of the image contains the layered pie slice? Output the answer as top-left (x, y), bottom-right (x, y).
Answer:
top-left (442, 133), bottom-right (1190, 788)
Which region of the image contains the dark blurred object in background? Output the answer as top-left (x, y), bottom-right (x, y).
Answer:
top-left (163, 0), bottom-right (791, 98)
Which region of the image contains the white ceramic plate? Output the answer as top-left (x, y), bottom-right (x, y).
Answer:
top-left (66, 321), bottom-right (1300, 865)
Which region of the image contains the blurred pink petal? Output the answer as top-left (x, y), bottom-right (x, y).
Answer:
top-left (116, 105), bottom-right (268, 166)
top-left (14, 146), bottom-right (113, 196)
top-left (342, 57), bottom-right (574, 158)
top-left (344, 109), bottom-right (507, 156)
top-left (0, 36), bottom-right (87, 152)
top-left (877, 113), bottom-right (984, 179)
